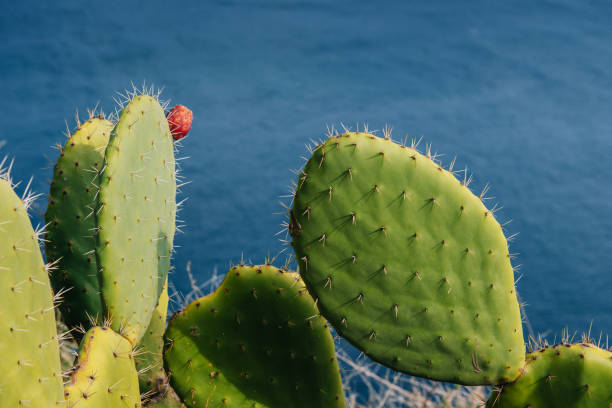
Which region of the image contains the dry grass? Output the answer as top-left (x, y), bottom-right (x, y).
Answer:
top-left (338, 347), bottom-right (486, 407)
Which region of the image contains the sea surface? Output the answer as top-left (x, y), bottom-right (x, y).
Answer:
top-left (2, 0), bottom-right (612, 356)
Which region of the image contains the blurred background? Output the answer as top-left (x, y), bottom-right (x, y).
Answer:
top-left (2, 0), bottom-right (611, 354)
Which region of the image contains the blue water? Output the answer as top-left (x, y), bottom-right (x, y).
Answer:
top-left (2, 1), bottom-right (612, 347)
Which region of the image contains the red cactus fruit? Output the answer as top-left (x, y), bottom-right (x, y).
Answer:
top-left (166, 105), bottom-right (193, 140)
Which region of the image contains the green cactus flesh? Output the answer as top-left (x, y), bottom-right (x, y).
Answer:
top-left (0, 177), bottom-right (64, 406)
top-left (137, 278), bottom-right (170, 393)
top-left (289, 132), bottom-right (525, 385)
top-left (95, 94), bottom-right (176, 344)
top-left (164, 265), bottom-right (345, 408)
top-left (487, 343), bottom-right (612, 407)
top-left (45, 117), bottom-right (113, 330)
top-left (64, 326), bottom-right (141, 407)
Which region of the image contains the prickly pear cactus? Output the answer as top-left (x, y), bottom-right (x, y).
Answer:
top-left (487, 343), bottom-right (612, 407)
top-left (289, 132), bottom-right (525, 385)
top-left (45, 117), bottom-right (113, 330)
top-left (137, 278), bottom-right (170, 393)
top-left (64, 326), bottom-right (141, 407)
top-left (0, 175), bottom-right (64, 406)
top-left (95, 94), bottom-right (176, 344)
top-left (164, 265), bottom-right (345, 408)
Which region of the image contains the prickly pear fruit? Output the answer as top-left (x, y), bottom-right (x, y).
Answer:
top-left (95, 93), bottom-right (176, 344)
top-left (0, 172), bottom-right (64, 407)
top-left (289, 131), bottom-right (525, 385)
top-left (64, 326), bottom-right (141, 407)
top-left (487, 343), bottom-right (612, 407)
top-left (166, 105), bottom-right (192, 140)
top-left (164, 265), bottom-right (345, 408)
top-left (45, 117), bottom-right (113, 331)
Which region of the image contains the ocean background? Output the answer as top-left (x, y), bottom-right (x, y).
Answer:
top-left (2, 0), bottom-right (612, 383)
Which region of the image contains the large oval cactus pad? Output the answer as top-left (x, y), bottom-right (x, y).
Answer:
top-left (0, 178), bottom-right (64, 406)
top-left (290, 132), bottom-right (525, 385)
top-left (164, 265), bottom-right (345, 408)
top-left (45, 117), bottom-right (113, 330)
top-left (64, 326), bottom-right (141, 407)
top-left (96, 94), bottom-right (176, 344)
top-left (487, 343), bottom-right (612, 407)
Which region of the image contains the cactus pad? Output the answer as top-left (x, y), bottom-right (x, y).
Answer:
top-left (45, 117), bottom-right (113, 330)
top-left (137, 278), bottom-right (170, 393)
top-left (0, 177), bottom-right (64, 406)
top-left (487, 343), bottom-right (612, 407)
top-left (95, 94), bottom-right (176, 344)
top-left (64, 326), bottom-right (141, 407)
top-left (164, 265), bottom-right (345, 407)
top-left (289, 132), bottom-right (525, 385)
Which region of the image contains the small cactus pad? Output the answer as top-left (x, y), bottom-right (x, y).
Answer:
top-left (290, 132), bottom-right (525, 385)
top-left (64, 326), bottom-right (141, 407)
top-left (0, 177), bottom-right (64, 406)
top-left (164, 265), bottom-right (345, 408)
top-left (96, 94), bottom-right (176, 343)
top-left (487, 343), bottom-right (612, 407)
top-left (137, 278), bottom-right (170, 393)
top-left (45, 117), bottom-right (113, 330)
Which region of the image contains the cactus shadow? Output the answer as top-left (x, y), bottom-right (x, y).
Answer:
top-left (385, 192), bottom-right (408, 209)
top-left (155, 227), bottom-right (172, 296)
top-left (355, 187), bottom-right (379, 205)
top-left (418, 198), bottom-right (436, 212)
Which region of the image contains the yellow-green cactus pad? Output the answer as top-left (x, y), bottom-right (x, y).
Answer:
top-left (95, 94), bottom-right (176, 344)
top-left (487, 343), bottom-right (612, 407)
top-left (290, 132), bottom-right (525, 385)
top-left (0, 177), bottom-right (64, 406)
top-left (164, 265), bottom-right (345, 407)
top-left (64, 326), bottom-right (141, 407)
top-left (45, 117), bottom-right (113, 331)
